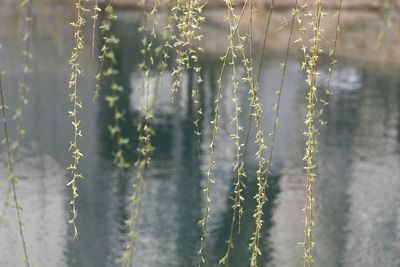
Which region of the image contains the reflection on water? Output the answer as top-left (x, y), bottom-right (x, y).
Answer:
top-left (1, 3), bottom-right (400, 267)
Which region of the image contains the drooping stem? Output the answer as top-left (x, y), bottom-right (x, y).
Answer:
top-left (248, 1), bottom-right (299, 266)
top-left (302, 1), bottom-right (324, 266)
top-left (169, 0), bottom-right (205, 102)
top-left (122, 1), bottom-right (158, 266)
top-left (266, 0), bottom-right (298, 173)
top-left (197, 2), bottom-right (249, 266)
top-left (242, 0), bottom-right (273, 163)
top-left (0, 0), bottom-right (34, 233)
top-left (14, 0), bottom-right (33, 158)
top-left (91, 0), bottom-right (100, 60)
top-left (246, 1), bottom-right (269, 266)
top-left (190, 28), bottom-right (204, 156)
top-left (0, 76), bottom-right (31, 267)
top-left (218, 1), bottom-right (248, 266)
top-left (96, 2), bottom-right (131, 169)
top-left (317, 0), bottom-right (343, 126)
top-left (66, 0), bottom-right (88, 238)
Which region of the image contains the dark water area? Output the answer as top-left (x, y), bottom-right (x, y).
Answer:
top-left (0, 3), bottom-right (400, 267)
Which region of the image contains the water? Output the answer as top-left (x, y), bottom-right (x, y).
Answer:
top-left (0, 3), bottom-right (400, 267)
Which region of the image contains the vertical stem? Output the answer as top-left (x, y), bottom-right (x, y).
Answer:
top-left (302, 1), bottom-right (323, 266)
top-left (197, 2), bottom-right (249, 266)
top-left (0, 0), bottom-right (34, 237)
top-left (123, 1), bottom-right (158, 266)
top-left (0, 77), bottom-right (31, 267)
top-left (317, 0), bottom-right (343, 125)
top-left (67, 0), bottom-right (88, 238)
top-left (265, 0), bottom-right (299, 187)
top-left (218, 1), bottom-right (249, 266)
top-left (91, 0), bottom-right (99, 60)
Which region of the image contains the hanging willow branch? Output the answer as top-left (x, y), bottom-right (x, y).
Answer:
top-left (0, 76), bottom-right (31, 267)
top-left (219, 0), bottom-right (276, 265)
top-left (249, 1), bottom-right (300, 265)
top-left (123, 0), bottom-right (158, 265)
top-left (301, 1), bottom-right (325, 266)
top-left (0, 0), bottom-right (34, 234)
top-left (245, 2), bottom-right (269, 267)
top-left (317, 0), bottom-right (343, 126)
top-left (14, 0), bottom-right (33, 157)
top-left (218, 1), bottom-right (248, 266)
top-left (169, 0), bottom-right (205, 102)
top-left (191, 43), bottom-right (204, 155)
top-left (95, 2), bottom-right (131, 169)
top-left (265, 0), bottom-right (299, 170)
top-left (67, 0), bottom-right (89, 238)
top-left (197, 2), bottom-right (249, 266)
top-left (91, 0), bottom-right (100, 60)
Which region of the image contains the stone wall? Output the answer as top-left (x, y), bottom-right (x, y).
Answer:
top-left (195, 1), bottom-right (400, 70)
top-left (101, 0), bottom-right (400, 11)
top-left (2, 0), bottom-right (399, 69)
top-left (83, 0), bottom-right (400, 68)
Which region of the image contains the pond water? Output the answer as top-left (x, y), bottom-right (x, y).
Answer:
top-left (0, 3), bottom-right (400, 267)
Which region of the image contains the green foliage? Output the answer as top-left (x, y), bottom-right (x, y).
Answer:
top-left (91, 0), bottom-right (101, 60)
top-left (298, 1), bottom-right (326, 266)
top-left (123, 1), bottom-right (158, 265)
top-left (122, 120), bottom-right (154, 267)
top-left (217, 2), bottom-right (248, 266)
top-left (67, 0), bottom-right (89, 238)
top-left (190, 40), bottom-right (204, 154)
top-left (197, 1), bottom-right (252, 265)
top-left (249, 1), bottom-right (300, 265)
top-left (0, 2), bottom-right (34, 265)
top-left (218, 2), bottom-right (249, 267)
top-left (14, 0), bottom-right (33, 156)
top-left (191, 67), bottom-right (203, 153)
top-left (318, 0), bottom-right (342, 126)
top-left (169, 0), bottom-right (205, 101)
top-left (0, 0), bottom-right (34, 234)
top-left (0, 76), bottom-right (31, 267)
top-left (245, 3), bottom-right (268, 266)
top-left (0, 0), bottom-right (351, 265)
top-left (95, 3), bottom-right (131, 169)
